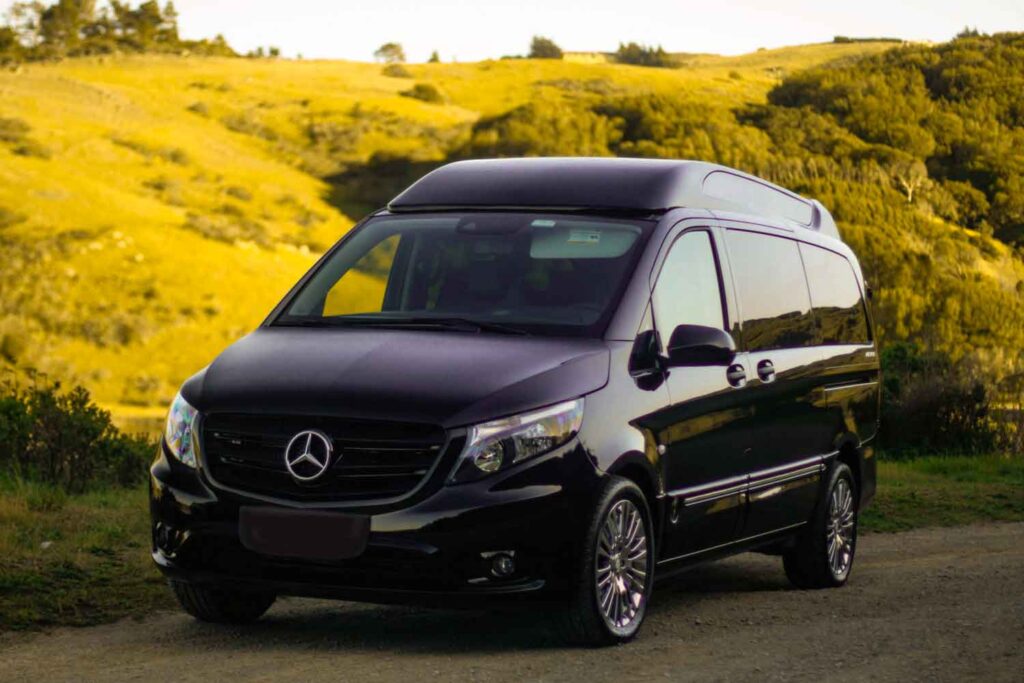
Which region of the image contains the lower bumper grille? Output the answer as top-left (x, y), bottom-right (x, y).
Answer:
top-left (202, 414), bottom-right (448, 502)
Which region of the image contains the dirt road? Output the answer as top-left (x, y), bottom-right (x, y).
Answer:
top-left (2, 522), bottom-right (1022, 682)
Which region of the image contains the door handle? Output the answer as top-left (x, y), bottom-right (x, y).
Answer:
top-left (757, 359), bottom-right (776, 383)
top-left (726, 364), bottom-right (747, 388)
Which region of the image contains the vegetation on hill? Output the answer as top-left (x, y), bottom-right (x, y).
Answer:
top-left (0, 1), bottom-right (234, 63)
top-left (0, 33), bottom-right (1021, 455)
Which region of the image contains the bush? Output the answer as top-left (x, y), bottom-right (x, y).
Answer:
top-left (382, 63), bottom-right (412, 78)
top-left (0, 207), bottom-right (26, 229)
top-left (12, 139), bottom-right (52, 159)
top-left (879, 343), bottom-right (997, 456)
top-left (401, 83), bottom-right (444, 104)
top-left (225, 185), bottom-right (253, 201)
top-left (613, 42), bottom-right (675, 68)
top-left (0, 381), bottom-right (154, 493)
top-left (0, 117), bottom-right (30, 143)
top-left (529, 36), bottom-right (563, 59)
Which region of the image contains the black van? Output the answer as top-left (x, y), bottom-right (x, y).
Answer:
top-left (152, 158), bottom-right (879, 644)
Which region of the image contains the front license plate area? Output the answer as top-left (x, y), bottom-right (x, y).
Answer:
top-left (238, 506), bottom-right (369, 561)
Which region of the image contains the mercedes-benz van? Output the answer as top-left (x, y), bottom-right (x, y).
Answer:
top-left (152, 158), bottom-right (879, 645)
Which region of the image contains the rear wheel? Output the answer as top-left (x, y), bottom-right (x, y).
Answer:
top-left (560, 477), bottom-right (654, 645)
top-left (783, 462), bottom-right (857, 589)
top-left (170, 580), bottom-right (276, 623)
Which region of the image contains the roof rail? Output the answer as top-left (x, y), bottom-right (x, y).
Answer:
top-left (388, 158), bottom-right (841, 241)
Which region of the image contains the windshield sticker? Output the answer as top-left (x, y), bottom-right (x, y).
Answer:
top-left (568, 230), bottom-right (601, 245)
top-left (531, 219), bottom-right (557, 228)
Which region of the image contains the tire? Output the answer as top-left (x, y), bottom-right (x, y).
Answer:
top-left (783, 462), bottom-right (858, 589)
top-left (170, 580), bottom-right (276, 623)
top-left (560, 476), bottom-right (655, 646)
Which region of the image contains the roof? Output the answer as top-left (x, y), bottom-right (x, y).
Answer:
top-left (387, 158), bottom-right (840, 240)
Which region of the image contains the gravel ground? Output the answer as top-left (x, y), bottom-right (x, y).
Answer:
top-left (2, 522), bottom-right (1022, 683)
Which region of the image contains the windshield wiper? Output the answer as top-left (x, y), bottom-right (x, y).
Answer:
top-left (273, 316), bottom-right (529, 335)
top-left (404, 317), bottom-right (530, 336)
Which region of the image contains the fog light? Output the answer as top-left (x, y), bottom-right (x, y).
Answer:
top-left (154, 523), bottom-right (185, 555)
top-left (491, 553), bottom-right (516, 578)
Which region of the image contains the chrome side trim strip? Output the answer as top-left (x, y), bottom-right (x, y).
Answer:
top-left (747, 464), bottom-right (823, 492)
top-left (666, 474), bottom-right (747, 500)
top-left (666, 452), bottom-right (837, 506)
top-left (748, 455), bottom-right (823, 482)
top-left (683, 483), bottom-right (748, 507)
top-left (823, 380), bottom-right (879, 393)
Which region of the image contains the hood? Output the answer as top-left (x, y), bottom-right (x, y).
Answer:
top-left (185, 327), bottom-right (609, 429)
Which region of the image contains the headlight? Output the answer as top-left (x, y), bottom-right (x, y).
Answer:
top-left (449, 398), bottom-right (584, 484)
top-left (164, 392), bottom-right (199, 468)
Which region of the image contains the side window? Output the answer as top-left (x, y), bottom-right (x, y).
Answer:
top-left (799, 243), bottom-right (870, 344)
top-left (652, 230), bottom-right (726, 345)
top-left (322, 235), bottom-right (400, 316)
top-left (726, 230), bottom-right (815, 352)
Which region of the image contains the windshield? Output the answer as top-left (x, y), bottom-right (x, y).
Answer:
top-left (274, 212), bottom-right (653, 337)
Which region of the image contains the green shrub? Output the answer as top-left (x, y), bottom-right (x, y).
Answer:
top-left (0, 117), bottom-right (30, 143)
top-left (879, 343), bottom-right (997, 457)
top-left (26, 485), bottom-right (67, 512)
top-left (225, 185), bottom-right (252, 201)
top-left (613, 42), bottom-right (675, 68)
top-left (401, 83), bottom-right (444, 104)
top-left (382, 63), bottom-right (412, 78)
top-left (0, 207), bottom-right (28, 229)
top-left (12, 139), bottom-right (52, 159)
top-left (529, 36), bottom-right (563, 59)
top-left (0, 381), bottom-right (155, 493)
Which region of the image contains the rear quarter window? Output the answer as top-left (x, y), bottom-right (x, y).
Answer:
top-left (726, 229), bottom-right (816, 352)
top-left (799, 243), bottom-right (870, 345)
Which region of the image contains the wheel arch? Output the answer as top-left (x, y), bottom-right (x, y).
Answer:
top-left (832, 435), bottom-right (863, 509)
top-left (605, 452), bottom-right (663, 550)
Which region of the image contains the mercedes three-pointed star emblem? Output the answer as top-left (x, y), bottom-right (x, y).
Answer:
top-left (283, 430), bottom-right (334, 482)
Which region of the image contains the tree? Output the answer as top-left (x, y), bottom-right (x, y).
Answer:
top-left (373, 42), bottom-right (405, 63)
top-left (891, 158), bottom-right (930, 204)
top-left (159, 1), bottom-right (178, 43)
top-left (0, 26), bottom-right (22, 61)
top-left (614, 42), bottom-right (673, 67)
top-left (37, 0), bottom-right (96, 55)
top-left (7, 2), bottom-right (46, 49)
top-left (528, 35), bottom-right (562, 59)
top-left (427, 49), bottom-right (440, 63)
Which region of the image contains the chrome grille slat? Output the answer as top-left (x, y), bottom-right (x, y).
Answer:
top-left (203, 414), bottom-right (446, 502)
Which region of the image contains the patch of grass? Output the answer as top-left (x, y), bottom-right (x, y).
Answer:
top-left (0, 481), bottom-right (170, 631)
top-left (862, 454), bottom-right (1024, 532)
top-left (0, 452), bottom-right (1019, 631)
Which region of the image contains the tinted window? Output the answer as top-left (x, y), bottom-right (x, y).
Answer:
top-left (652, 231), bottom-right (725, 344)
top-left (277, 213), bottom-right (651, 337)
top-left (800, 243), bottom-right (870, 344)
top-left (726, 230), bottom-right (815, 351)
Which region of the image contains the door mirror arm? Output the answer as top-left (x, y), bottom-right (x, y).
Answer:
top-left (665, 324), bottom-right (737, 367)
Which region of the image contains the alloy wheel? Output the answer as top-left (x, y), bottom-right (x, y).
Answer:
top-left (595, 498), bottom-right (649, 633)
top-left (826, 478), bottom-right (855, 579)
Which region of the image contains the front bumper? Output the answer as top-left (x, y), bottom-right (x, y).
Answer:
top-left (150, 438), bottom-right (601, 606)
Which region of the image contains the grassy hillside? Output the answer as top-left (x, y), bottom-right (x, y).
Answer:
top-left (1, 39), bottom-right (1021, 428)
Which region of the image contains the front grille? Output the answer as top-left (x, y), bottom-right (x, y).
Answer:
top-left (202, 414), bottom-right (448, 502)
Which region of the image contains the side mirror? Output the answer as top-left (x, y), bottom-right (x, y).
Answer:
top-left (628, 329), bottom-right (661, 378)
top-left (666, 324), bottom-right (736, 366)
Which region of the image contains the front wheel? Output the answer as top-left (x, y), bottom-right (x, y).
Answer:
top-left (783, 462), bottom-right (858, 589)
top-left (560, 476), bottom-right (655, 646)
top-left (170, 580), bottom-right (276, 623)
